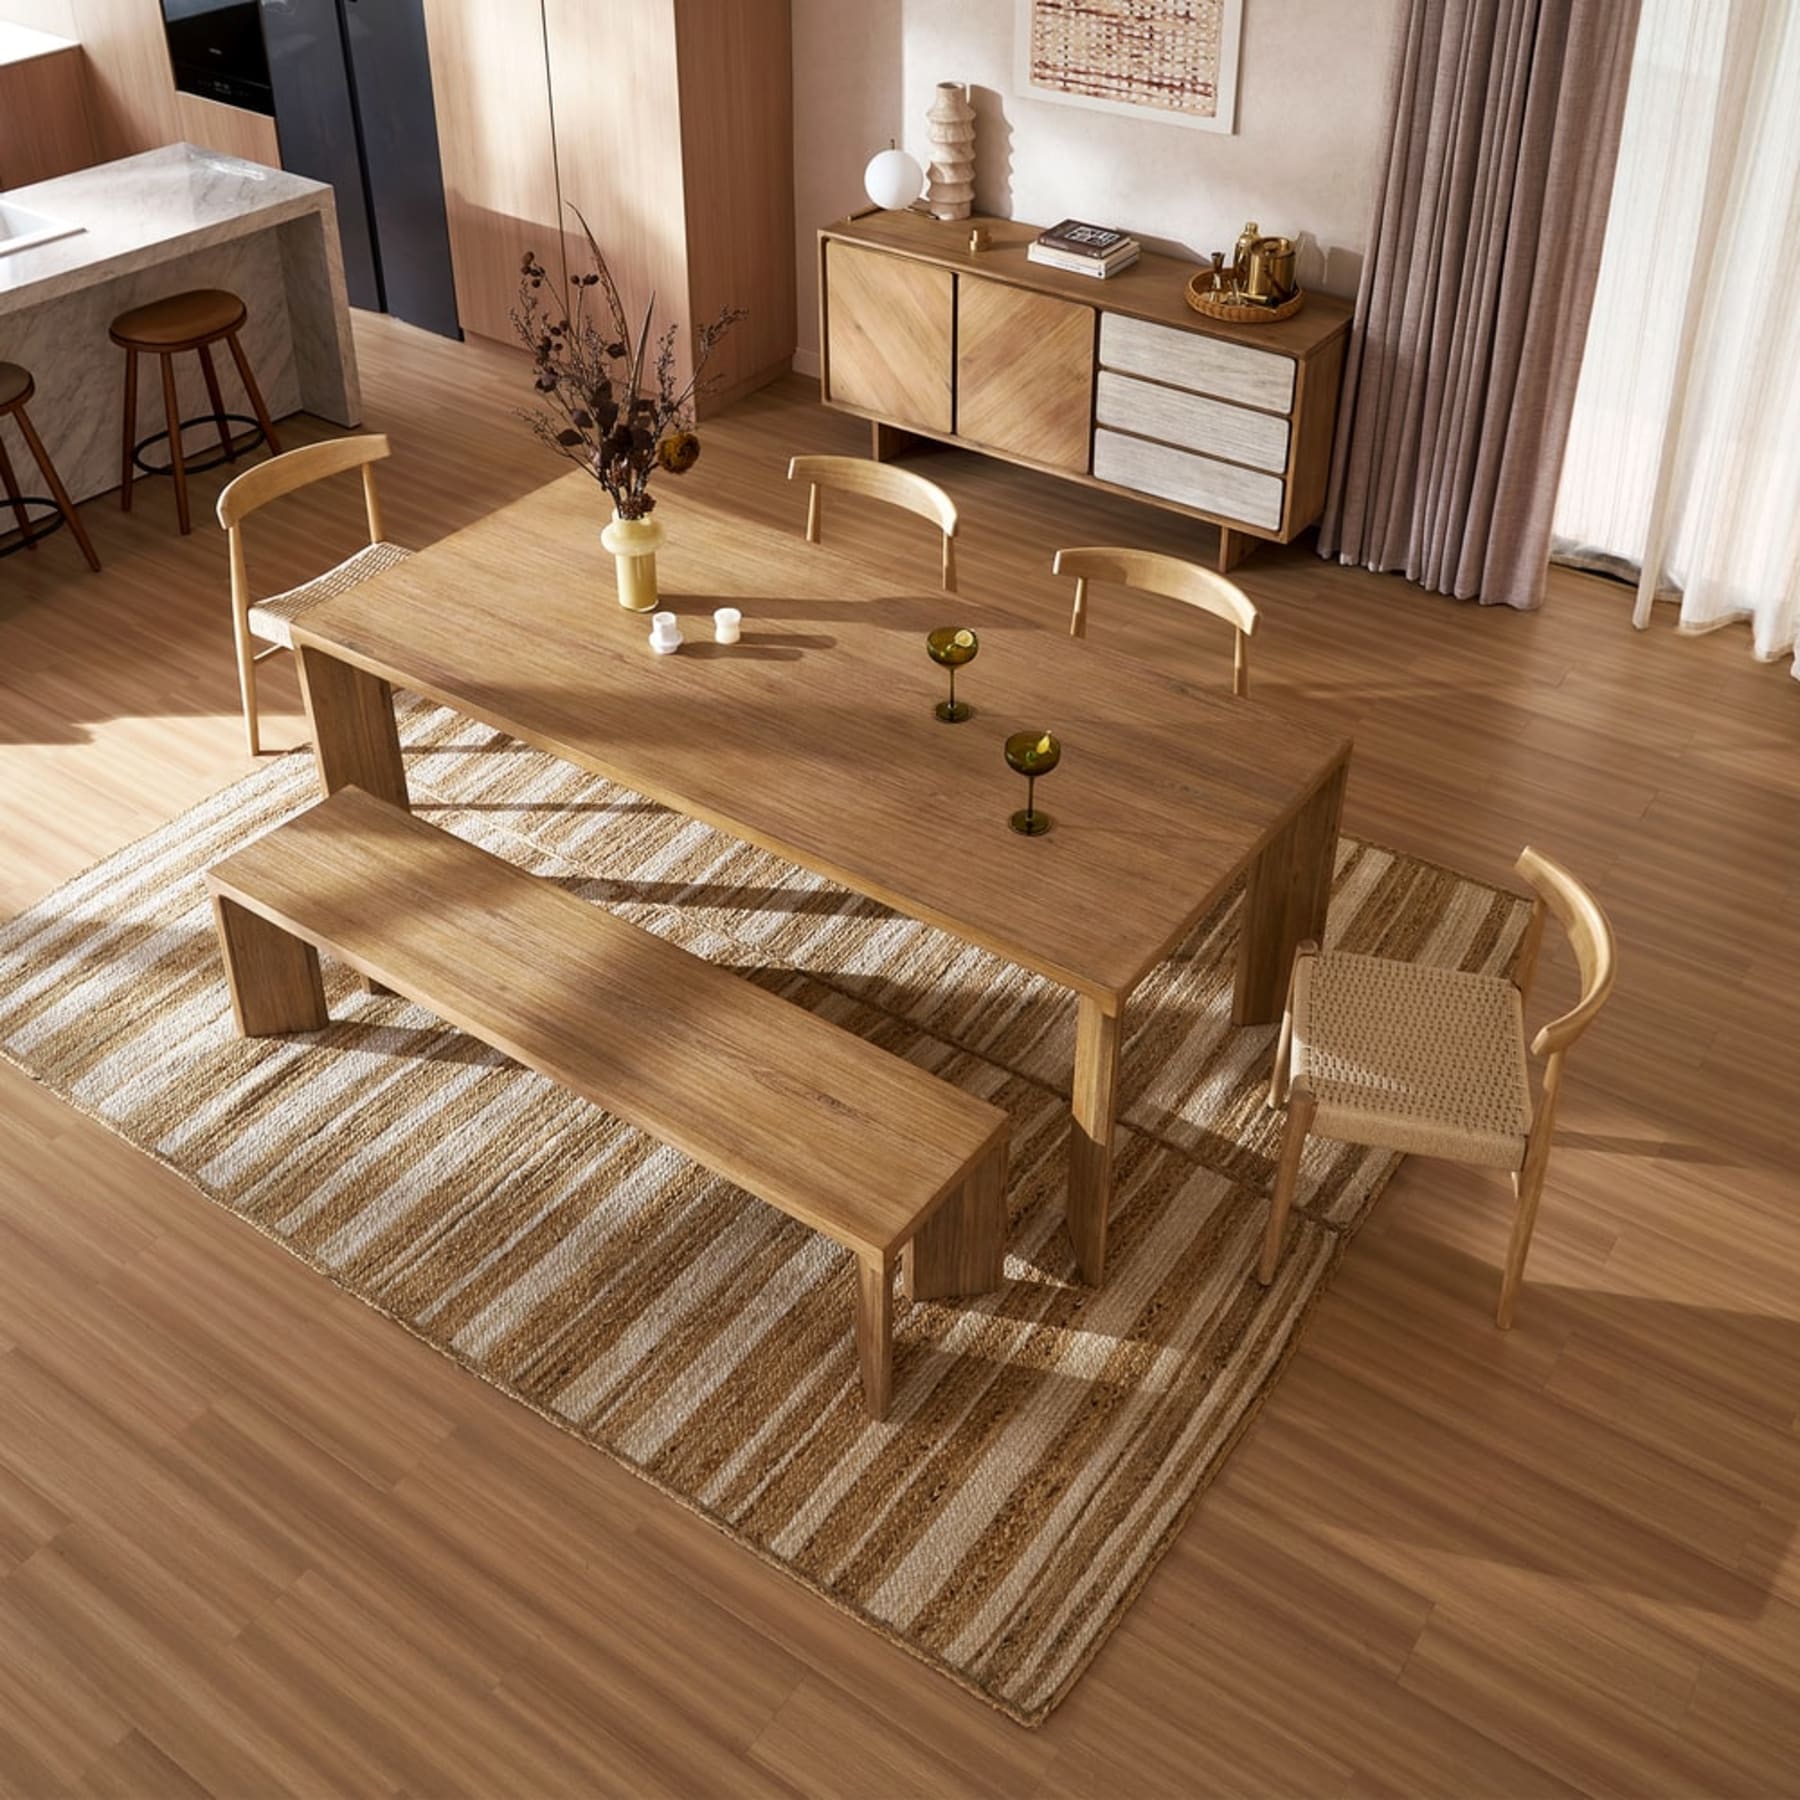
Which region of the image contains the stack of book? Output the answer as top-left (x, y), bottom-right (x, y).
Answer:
top-left (1026, 219), bottom-right (1141, 278)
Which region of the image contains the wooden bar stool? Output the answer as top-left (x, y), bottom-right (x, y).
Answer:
top-left (0, 361), bottom-right (102, 571)
top-left (109, 288), bottom-right (282, 535)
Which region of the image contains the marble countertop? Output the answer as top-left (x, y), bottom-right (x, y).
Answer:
top-left (1, 144), bottom-right (336, 316)
top-left (0, 21), bottom-right (79, 66)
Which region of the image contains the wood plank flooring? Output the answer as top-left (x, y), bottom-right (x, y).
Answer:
top-left (0, 312), bottom-right (1796, 1797)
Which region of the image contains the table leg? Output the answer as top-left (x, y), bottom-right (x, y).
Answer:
top-left (1234, 758), bottom-right (1346, 1026)
top-left (296, 644), bottom-right (409, 810)
top-left (1068, 993), bottom-right (1124, 1285)
top-left (903, 1139), bottom-right (1007, 1301)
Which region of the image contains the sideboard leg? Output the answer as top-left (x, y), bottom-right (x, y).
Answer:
top-left (871, 420), bottom-right (919, 462)
top-left (1218, 526), bottom-right (1257, 573)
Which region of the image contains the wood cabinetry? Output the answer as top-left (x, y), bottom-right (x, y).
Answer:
top-left (424, 0), bottom-right (795, 411)
top-left (822, 241), bottom-right (953, 434)
top-left (0, 29), bottom-right (95, 187)
top-left (819, 211), bottom-right (1353, 569)
top-left (956, 279), bottom-right (1093, 473)
top-left (418, 0), bottom-right (563, 340)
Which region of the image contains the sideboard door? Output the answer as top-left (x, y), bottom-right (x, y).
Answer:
top-left (955, 278), bottom-right (1095, 473)
top-left (823, 241), bottom-right (954, 435)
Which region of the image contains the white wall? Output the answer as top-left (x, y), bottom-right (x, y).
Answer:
top-left (791, 0), bottom-right (1402, 370)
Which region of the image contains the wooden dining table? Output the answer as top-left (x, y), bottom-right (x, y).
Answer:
top-left (289, 470), bottom-right (1351, 1284)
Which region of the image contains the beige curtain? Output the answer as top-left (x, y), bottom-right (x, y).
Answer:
top-left (1319, 0), bottom-right (1642, 609)
top-left (1554, 0), bottom-right (1799, 679)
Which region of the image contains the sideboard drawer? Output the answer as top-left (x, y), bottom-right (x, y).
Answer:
top-left (1099, 313), bottom-right (1296, 413)
top-left (1093, 427), bottom-right (1285, 531)
top-left (1095, 370), bottom-right (1290, 474)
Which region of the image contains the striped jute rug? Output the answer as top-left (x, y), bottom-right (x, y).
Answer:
top-left (0, 702), bottom-right (1529, 1725)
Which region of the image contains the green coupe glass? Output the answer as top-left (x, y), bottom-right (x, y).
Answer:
top-left (1004, 730), bottom-right (1061, 835)
top-left (926, 626), bottom-right (979, 722)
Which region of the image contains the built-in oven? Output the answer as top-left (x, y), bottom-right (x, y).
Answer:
top-left (160, 0), bottom-right (275, 116)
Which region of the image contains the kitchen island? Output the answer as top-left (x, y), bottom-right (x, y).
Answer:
top-left (0, 143), bottom-right (360, 504)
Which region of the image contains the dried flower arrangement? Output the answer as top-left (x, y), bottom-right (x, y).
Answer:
top-left (513, 212), bottom-right (744, 520)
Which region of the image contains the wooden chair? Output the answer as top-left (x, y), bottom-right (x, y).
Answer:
top-left (787, 454), bottom-right (959, 592)
top-left (1261, 846), bottom-right (1616, 1327)
top-left (216, 435), bottom-right (411, 756)
top-left (1053, 546), bottom-right (1258, 696)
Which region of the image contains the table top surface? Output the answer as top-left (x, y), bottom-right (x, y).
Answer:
top-left (294, 471), bottom-right (1351, 1000)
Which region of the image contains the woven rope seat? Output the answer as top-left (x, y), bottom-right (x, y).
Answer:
top-left (247, 541), bottom-right (412, 649)
top-left (1291, 950), bottom-right (1532, 1169)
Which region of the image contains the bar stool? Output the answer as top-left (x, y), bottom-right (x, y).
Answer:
top-left (0, 362), bottom-right (102, 571)
top-left (109, 288), bottom-right (282, 535)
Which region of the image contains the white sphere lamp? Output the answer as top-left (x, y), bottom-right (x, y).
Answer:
top-left (864, 145), bottom-right (924, 213)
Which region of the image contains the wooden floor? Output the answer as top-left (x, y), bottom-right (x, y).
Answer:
top-left (1, 312), bottom-right (1796, 1798)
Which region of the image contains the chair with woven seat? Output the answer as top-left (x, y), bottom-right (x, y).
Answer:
top-left (1054, 546), bottom-right (1259, 695)
top-left (1260, 845), bottom-right (1616, 1327)
top-left (112, 286), bottom-right (282, 535)
top-left (0, 361), bottom-right (101, 571)
top-left (217, 436), bottom-right (410, 755)
top-left (787, 454), bottom-right (959, 592)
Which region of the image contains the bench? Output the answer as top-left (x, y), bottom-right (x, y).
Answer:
top-left (203, 785), bottom-right (1010, 1420)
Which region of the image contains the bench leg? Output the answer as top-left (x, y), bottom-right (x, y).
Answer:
top-left (855, 1254), bottom-right (893, 1422)
top-left (212, 895), bottom-right (329, 1037)
top-left (903, 1139), bottom-right (1007, 1302)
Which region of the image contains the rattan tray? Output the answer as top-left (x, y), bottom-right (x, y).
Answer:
top-left (1184, 276), bottom-right (1305, 324)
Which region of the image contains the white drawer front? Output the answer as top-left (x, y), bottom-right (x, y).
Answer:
top-left (1099, 313), bottom-right (1296, 413)
top-left (1095, 370), bottom-right (1290, 473)
top-left (1092, 427), bottom-right (1285, 531)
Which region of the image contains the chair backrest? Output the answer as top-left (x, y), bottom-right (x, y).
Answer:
top-left (1512, 846), bottom-right (1616, 1057)
top-left (217, 435), bottom-right (392, 626)
top-left (786, 454), bottom-right (959, 592)
top-left (217, 434), bottom-right (392, 534)
top-left (1053, 545), bottom-right (1258, 695)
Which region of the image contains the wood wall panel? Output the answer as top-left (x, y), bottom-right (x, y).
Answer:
top-left (0, 41), bottom-right (96, 187)
top-left (673, 0), bottom-right (796, 408)
top-left (419, 0), bottom-right (563, 345)
top-left (956, 278), bottom-right (1093, 473)
top-left (174, 92), bottom-right (279, 169)
top-left (60, 0), bottom-right (181, 162)
top-left (546, 0), bottom-right (691, 388)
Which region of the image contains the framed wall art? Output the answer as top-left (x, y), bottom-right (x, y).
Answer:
top-left (1013, 0), bottom-right (1244, 135)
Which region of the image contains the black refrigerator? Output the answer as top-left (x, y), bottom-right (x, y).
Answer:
top-left (259, 0), bottom-right (460, 339)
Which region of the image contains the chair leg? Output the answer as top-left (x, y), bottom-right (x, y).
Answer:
top-left (0, 429), bottom-right (33, 549)
top-left (225, 330), bottom-right (282, 457)
top-left (14, 404), bottom-right (100, 572)
top-left (1496, 1153), bottom-right (1551, 1330)
top-left (233, 626), bottom-right (262, 757)
top-left (804, 482), bottom-right (821, 545)
top-left (197, 343), bottom-right (235, 461)
top-left (119, 347), bottom-right (138, 511)
top-left (942, 533), bottom-right (957, 594)
top-left (159, 353), bottom-right (191, 535)
top-left (1259, 1090), bottom-right (1314, 1285)
top-left (855, 1254), bottom-right (894, 1421)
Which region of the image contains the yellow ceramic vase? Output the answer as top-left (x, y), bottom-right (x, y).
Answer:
top-left (600, 511), bottom-right (666, 612)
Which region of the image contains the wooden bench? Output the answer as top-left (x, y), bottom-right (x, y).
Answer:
top-left (202, 786), bottom-right (1009, 1420)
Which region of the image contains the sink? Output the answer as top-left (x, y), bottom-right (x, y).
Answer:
top-left (0, 201), bottom-right (83, 257)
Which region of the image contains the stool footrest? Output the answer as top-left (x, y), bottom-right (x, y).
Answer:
top-left (130, 413), bottom-right (268, 481)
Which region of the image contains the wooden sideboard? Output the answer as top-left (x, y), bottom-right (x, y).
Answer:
top-left (818, 211), bottom-right (1354, 570)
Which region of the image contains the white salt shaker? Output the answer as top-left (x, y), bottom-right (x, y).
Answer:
top-left (648, 610), bottom-right (683, 655)
top-left (713, 607), bottom-right (742, 645)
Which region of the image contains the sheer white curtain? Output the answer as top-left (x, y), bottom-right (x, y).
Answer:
top-left (1554, 0), bottom-right (1800, 680)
